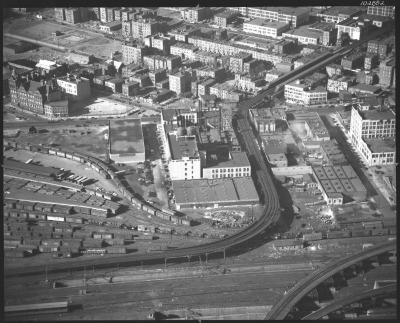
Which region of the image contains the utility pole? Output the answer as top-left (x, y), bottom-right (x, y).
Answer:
top-left (45, 265), bottom-right (48, 282)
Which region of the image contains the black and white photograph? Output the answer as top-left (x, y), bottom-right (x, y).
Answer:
top-left (3, 1), bottom-right (397, 320)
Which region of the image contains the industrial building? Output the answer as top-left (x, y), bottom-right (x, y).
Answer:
top-left (172, 177), bottom-right (259, 210)
top-left (202, 151), bottom-right (251, 179)
top-left (109, 119), bottom-right (145, 164)
top-left (284, 80), bottom-right (328, 106)
top-left (349, 107), bottom-right (396, 166)
top-left (243, 19), bottom-right (289, 38)
top-left (312, 165), bottom-right (367, 205)
top-left (230, 7), bottom-right (309, 28)
top-left (168, 131), bottom-right (201, 181)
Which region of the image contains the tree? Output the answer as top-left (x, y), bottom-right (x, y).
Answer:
top-left (28, 126), bottom-right (37, 134)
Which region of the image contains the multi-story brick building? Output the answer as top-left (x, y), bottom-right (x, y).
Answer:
top-left (181, 7), bottom-right (212, 23)
top-left (131, 19), bottom-right (160, 39)
top-left (55, 7), bottom-right (88, 24)
top-left (170, 42), bottom-right (199, 61)
top-left (367, 37), bottom-right (394, 58)
top-left (367, 6), bottom-right (395, 18)
top-left (364, 53), bottom-right (379, 70)
top-left (169, 71), bottom-right (192, 95)
top-left (214, 10), bottom-right (239, 28)
top-left (122, 80), bottom-right (140, 97)
top-left (378, 56), bottom-right (395, 87)
top-left (341, 53), bottom-right (365, 70)
top-left (327, 75), bottom-right (356, 93)
top-left (122, 42), bottom-right (152, 64)
top-left (9, 77), bottom-right (47, 114)
top-left (229, 52), bottom-right (252, 73)
top-left (56, 75), bottom-right (91, 101)
top-left (143, 55), bottom-right (181, 72)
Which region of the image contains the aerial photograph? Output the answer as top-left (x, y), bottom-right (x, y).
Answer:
top-left (3, 4), bottom-right (397, 321)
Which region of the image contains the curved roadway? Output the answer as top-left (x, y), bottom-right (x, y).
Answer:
top-left (302, 284), bottom-right (397, 320)
top-left (265, 240), bottom-right (396, 320)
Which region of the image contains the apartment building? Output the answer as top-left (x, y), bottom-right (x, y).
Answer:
top-left (243, 19), bottom-right (289, 38)
top-left (327, 75), bottom-right (356, 93)
top-left (378, 57), bottom-right (395, 87)
top-left (367, 6), bottom-right (395, 18)
top-left (170, 42), bottom-right (199, 60)
top-left (234, 73), bottom-right (264, 93)
top-left (56, 75), bottom-right (91, 101)
top-left (214, 10), bottom-right (239, 27)
top-left (131, 19), bottom-right (160, 39)
top-left (181, 7), bottom-right (212, 22)
top-left (169, 71), bottom-right (192, 95)
top-left (143, 54), bottom-right (181, 72)
top-left (229, 52), bottom-right (252, 73)
top-left (44, 100), bottom-right (69, 118)
top-left (121, 42), bottom-right (152, 64)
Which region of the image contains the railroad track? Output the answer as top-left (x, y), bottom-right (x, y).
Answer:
top-left (6, 32), bottom-right (383, 278)
top-left (265, 240), bottom-right (396, 320)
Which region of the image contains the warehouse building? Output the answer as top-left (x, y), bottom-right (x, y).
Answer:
top-left (284, 80), bottom-right (328, 106)
top-left (109, 119), bottom-right (145, 164)
top-left (3, 159), bottom-right (61, 178)
top-left (243, 19), bottom-right (289, 38)
top-left (202, 151), bottom-right (251, 179)
top-left (230, 7), bottom-right (309, 28)
top-left (168, 131), bottom-right (201, 181)
top-left (172, 177), bottom-right (259, 210)
top-left (349, 107), bottom-right (396, 166)
top-left (312, 165), bottom-right (367, 205)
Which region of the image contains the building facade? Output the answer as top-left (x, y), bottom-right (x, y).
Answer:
top-left (349, 107), bottom-right (396, 166)
top-left (243, 19), bottom-right (289, 38)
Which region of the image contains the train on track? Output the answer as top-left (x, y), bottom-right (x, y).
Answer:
top-left (4, 140), bottom-right (191, 226)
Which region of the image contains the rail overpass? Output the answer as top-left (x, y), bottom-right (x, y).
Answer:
top-left (302, 284), bottom-right (397, 320)
top-left (265, 240), bottom-right (397, 320)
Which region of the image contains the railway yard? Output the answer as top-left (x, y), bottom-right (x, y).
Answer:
top-left (3, 6), bottom-right (397, 320)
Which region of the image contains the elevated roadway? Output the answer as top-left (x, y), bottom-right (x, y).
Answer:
top-left (302, 284), bottom-right (397, 320)
top-left (265, 240), bottom-right (396, 320)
